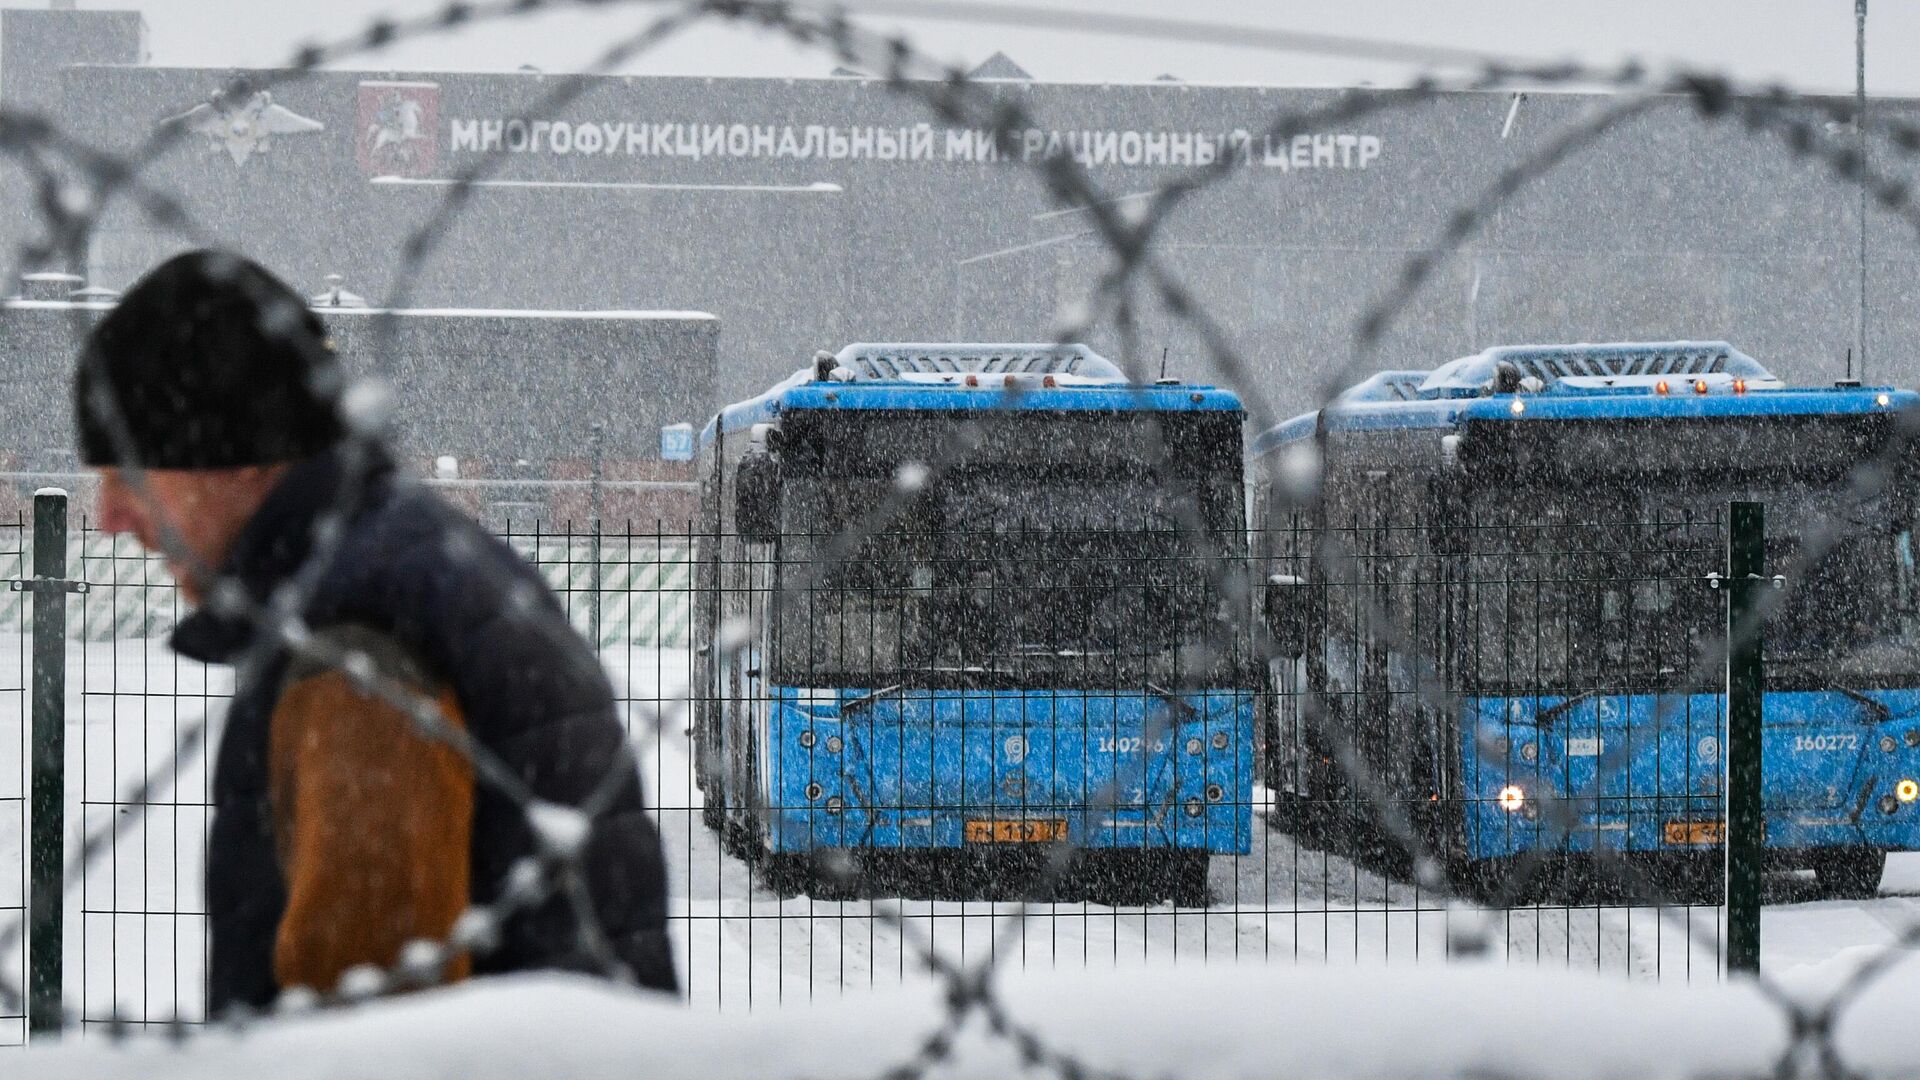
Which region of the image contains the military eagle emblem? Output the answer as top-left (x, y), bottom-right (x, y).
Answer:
top-left (165, 79), bottom-right (325, 167)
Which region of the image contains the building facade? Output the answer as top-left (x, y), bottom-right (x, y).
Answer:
top-left (4, 6), bottom-right (1919, 421)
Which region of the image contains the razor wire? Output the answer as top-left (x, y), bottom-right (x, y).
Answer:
top-left (0, 2), bottom-right (1914, 1078)
top-left (0, 0), bottom-right (1681, 991)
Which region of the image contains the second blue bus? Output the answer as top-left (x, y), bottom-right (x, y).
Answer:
top-left (1255, 341), bottom-right (1920, 899)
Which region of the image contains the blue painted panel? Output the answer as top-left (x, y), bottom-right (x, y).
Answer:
top-left (1457, 388), bottom-right (1918, 424)
top-left (1459, 688), bottom-right (1920, 861)
top-left (1254, 387), bottom-right (1919, 458)
top-left (759, 687), bottom-right (1255, 854)
top-left (778, 383), bottom-right (1243, 415)
top-left (707, 382), bottom-right (1244, 442)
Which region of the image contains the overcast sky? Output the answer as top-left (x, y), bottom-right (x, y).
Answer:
top-left (32, 0), bottom-right (1920, 95)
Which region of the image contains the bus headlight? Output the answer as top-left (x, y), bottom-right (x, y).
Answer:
top-left (1497, 785), bottom-right (1526, 813)
top-left (1184, 797), bottom-right (1205, 818)
top-left (1898, 779), bottom-right (1919, 804)
top-left (1212, 731), bottom-right (1230, 750)
top-left (1185, 737), bottom-right (1203, 756)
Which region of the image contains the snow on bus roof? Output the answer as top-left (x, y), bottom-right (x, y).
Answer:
top-left (701, 342), bottom-right (1238, 446)
top-left (1420, 340), bottom-right (1774, 395)
top-left (1252, 341), bottom-right (1902, 456)
top-left (703, 365), bottom-right (814, 445)
top-left (708, 343), bottom-right (1124, 441)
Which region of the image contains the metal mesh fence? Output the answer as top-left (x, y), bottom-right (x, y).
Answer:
top-left (46, 516), bottom-right (704, 1029)
top-left (0, 517), bottom-right (25, 1046)
top-left (70, 522), bottom-right (222, 1032)
top-left (1, 506), bottom-right (1792, 1030)
top-left (506, 523), bottom-right (695, 649)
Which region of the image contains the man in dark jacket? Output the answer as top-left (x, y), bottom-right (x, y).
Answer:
top-left (75, 250), bottom-right (677, 1013)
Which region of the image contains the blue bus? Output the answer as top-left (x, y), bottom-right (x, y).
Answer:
top-left (694, 343), bottom-right (1255, 904)
top-left (1254, 341), bottom-right (1920, 899)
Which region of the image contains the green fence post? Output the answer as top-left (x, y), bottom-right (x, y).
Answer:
top-left (1725, 501), bottom-right (1765, 976)
top-left (20, 488), bottom-right (80, 1036)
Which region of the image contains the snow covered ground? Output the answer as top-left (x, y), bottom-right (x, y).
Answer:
top-left (17, 957), bottom-right (1920, 1079)
top-left (3, 640), bottom-right (1920, 1046)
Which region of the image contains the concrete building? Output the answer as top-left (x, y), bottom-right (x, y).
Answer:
top-left (0, 296), bottom-right (717, 523)
top-left (3, 4), bottom-right (1918, 420)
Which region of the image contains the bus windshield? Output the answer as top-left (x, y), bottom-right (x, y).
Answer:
top-left (769, 409), bottom-right (1249, 689)
top-left (1760, 495), bottom-right (1920, 686)
top-left (1458, 413), bottom-right (1920, 692)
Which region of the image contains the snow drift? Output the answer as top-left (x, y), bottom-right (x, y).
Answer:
top-left (16, 951), bottom-right (1920, 1079)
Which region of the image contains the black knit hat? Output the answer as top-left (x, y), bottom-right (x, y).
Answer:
top-left (75, 250), bottom-right (346, 468)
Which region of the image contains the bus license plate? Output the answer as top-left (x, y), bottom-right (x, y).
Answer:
top-left (1663, 820), bottom-right (1723, 845)
top-left (964, 819), bottom-right (1067, 843)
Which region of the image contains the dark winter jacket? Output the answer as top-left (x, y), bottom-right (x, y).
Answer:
top-left (174, 447), bottom-right (677, 1013)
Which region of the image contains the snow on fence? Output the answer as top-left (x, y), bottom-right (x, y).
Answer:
top-left (501, 531), bottom-right (695, 649)
top-left (0, 530), bottom-right (695, 647)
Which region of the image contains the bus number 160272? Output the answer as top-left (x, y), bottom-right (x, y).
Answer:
top-left (1792, 734), bottom-right (1860, 753)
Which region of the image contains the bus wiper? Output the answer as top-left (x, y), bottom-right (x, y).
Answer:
top-left (841, 684), bottom-right (904, 715)
top-left (1532, 689), bottom-right (1600, 727)
top-left (1146, 683), bottom-right (1199, 720)
top-left (1836, 686), bottom-right (1893, 724)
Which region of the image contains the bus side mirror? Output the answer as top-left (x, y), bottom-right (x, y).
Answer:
top-left (1264, 574), bottom-right (1309, 658)
top-left (735, 450), bottom-right (782, 543)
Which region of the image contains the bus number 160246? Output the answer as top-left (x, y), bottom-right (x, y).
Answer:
top-left (1098, 736), bottom-right (1168, 755)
